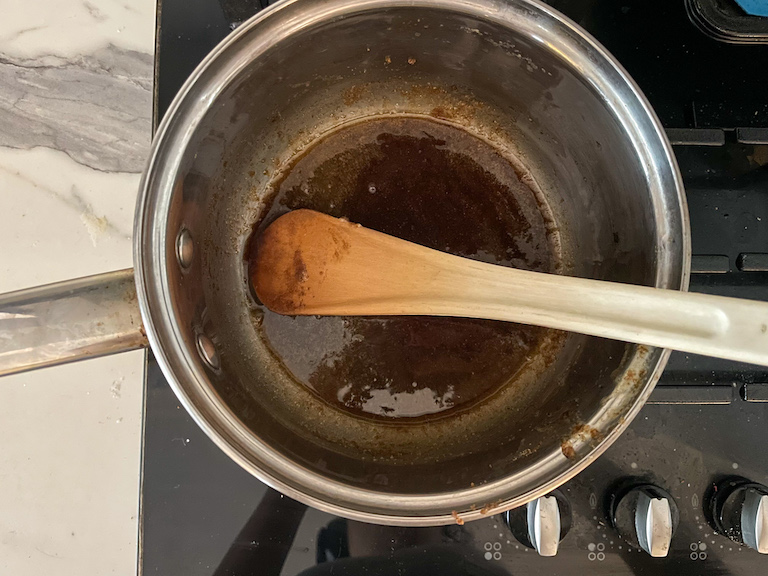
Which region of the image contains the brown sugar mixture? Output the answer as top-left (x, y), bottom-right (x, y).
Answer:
top-left (246, 116), bottom-right (561, 421)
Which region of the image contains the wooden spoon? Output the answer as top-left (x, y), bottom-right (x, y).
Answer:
top-left (253, 209), bottom-right (768, 367)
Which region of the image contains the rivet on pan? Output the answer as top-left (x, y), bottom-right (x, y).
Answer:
top-left (196, 333), bottom-right (219, 370)
top-left (176, 228), bottom-right (194, 269)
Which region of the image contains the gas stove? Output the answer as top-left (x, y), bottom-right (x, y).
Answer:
top-left (140, 1), bottom-right (768, 574)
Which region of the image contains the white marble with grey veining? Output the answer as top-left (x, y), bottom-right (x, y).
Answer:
top-left (0, 46), bottom-right (153, 172)
top-left (0, 1), bottom-right (154, 574)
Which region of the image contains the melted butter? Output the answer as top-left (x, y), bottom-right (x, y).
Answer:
top-left (247, 116), bottom-right (560, 421)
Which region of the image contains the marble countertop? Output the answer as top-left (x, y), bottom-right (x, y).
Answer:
top-left (0, 1), bottom-right (155, 574)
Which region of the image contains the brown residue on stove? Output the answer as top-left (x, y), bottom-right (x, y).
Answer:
top-left (451, 510), bottom-right (465, 525)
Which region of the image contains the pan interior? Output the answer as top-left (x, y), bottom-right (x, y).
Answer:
top-left (157, 3), bottom-right (680, 504)
top-left (246, 115), bottom-right (566, 423)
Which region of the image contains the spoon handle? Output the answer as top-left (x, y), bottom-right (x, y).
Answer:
top-left (431, 260), bottom-right (768, 367)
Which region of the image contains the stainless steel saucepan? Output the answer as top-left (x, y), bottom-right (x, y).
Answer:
top-left (0, 0), bottom-right (689, 525)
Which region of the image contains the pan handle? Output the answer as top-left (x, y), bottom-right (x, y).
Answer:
top-left (0, 269), bottom-right (148, 377)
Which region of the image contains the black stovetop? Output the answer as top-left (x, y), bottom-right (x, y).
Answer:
top-left (140, 1), bottom-right (768, 574)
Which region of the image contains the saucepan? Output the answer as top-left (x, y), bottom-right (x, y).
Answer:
top-left (0, 0), bottom-right (688, 525)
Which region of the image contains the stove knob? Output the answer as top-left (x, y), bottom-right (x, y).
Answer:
top-left (503, 491), bottom-right (571, 556)
top-left (710, 478), bottom-right (768, 553)
top-left (610, 484), bottom-right (678, 557)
